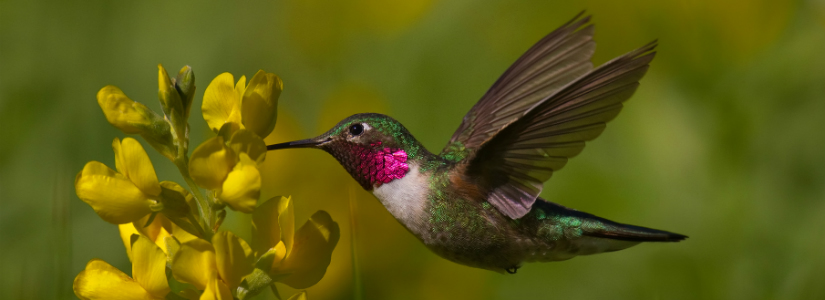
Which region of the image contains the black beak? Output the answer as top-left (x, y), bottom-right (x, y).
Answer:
top-left (266, 137), bottom-right (330, 151)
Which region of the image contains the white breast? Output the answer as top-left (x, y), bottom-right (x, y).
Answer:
top-left (371, 164), bottom-right (429, 228)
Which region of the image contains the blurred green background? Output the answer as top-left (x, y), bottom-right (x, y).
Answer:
top-left (2, 0), bottom-right (825, 299)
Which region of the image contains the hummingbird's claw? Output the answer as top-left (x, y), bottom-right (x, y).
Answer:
top-left (505, 266), bottom-right (519, 274)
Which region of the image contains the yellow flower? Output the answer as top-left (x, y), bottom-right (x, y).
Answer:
top-left (189, 131), bottom-right (265, 213)
top-left (76, 137), bottom-right (195, 225)
top-left (226, 128), bottom-right (268, 165)
top-left (76, 137), bottom-right (163, 224)
top-left (189, 136), bottom-right (237, 190)
top-left (168, 196), bottom-right (338, 298)
top-left (74, 235), bottom-right (170, 300)
top-left (218, 153), bottom-right (261, 213)
top-left (97, 86), bottom-right (165, 135)
top-left (202, 70), bottom-right (282, 139)
top-left (96, 86), bottom-right (177, 160)
top-left (252, 196), bottom-right (340, 289)
top-left (171, 232), bottom-right (255, 299)
top-left (119, 213), bottom-right (198, 261)
top-left (186, 71), bottom-right (278, 214)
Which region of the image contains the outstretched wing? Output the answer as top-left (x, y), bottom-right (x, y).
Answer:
top-left (468, 42), bottom-right (657, 219)
top-left (442, 13), bottom-right (596, 156)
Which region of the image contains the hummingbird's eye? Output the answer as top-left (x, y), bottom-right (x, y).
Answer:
top-left (349, 123), bottom-right (364, 136)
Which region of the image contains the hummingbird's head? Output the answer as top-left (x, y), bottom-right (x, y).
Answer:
top-left (267, 113), bottom-right (426, 190)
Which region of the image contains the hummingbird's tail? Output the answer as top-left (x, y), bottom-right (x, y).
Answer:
top-left (522, 199), bottom-right (685, 263)
top-left (533, 199), bottom-right (688, 242)
top-left (585, 220), bottom-right (688, 242)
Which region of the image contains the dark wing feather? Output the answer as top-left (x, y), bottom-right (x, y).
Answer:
top-left (442, 13), bottom-right (596, 154)
top-left (469, 42), bottom-right (657, 219)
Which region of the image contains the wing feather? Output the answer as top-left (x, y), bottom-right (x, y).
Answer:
top-left (442, 13), bottom-right (596, 154)
top-left (469, 42), bottom-right (657, 219)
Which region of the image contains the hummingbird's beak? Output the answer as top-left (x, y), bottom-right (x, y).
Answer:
top-left (266, 136), bottom-right (330, 151)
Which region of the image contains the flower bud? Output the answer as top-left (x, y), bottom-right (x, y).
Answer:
top-left (97, 86), bottom-right (176, 160)
top-left (158, 64), bottom-right (187, 146)
top-left (175, 65), bottom-right (196, 120)
top-left (158, 64), bottom-right (184, 119)
top-left (97, 85), bottom-right (163, 134)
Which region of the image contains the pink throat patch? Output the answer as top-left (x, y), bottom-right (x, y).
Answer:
top-left (352, 142), bottom-right (409, 186)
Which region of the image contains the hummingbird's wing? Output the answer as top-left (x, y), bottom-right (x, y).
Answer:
top-left (442, 13), bottom-right (595, 155)
top-left (467, 42), bottom-right (657, 219)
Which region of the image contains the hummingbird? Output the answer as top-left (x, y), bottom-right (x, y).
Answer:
top-left (267, 13), bottom-right (686, 274)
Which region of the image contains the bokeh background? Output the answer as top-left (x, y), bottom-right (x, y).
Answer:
top-left (2, 0), bottom-right (825, 299)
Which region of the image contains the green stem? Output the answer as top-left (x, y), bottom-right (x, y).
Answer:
top-left (174, 156), bottom-right (214, 238)
top-left (186, 212), bottom-right (208, 239)
top-left (349, 184), bottom-right (363, 300)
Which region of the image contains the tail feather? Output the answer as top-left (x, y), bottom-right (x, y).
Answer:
top-left (533, 198), bottom-right (688, 242)
top-left (586, 223), bottom-right (688, 242)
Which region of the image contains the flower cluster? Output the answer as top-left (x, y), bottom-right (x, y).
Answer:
top-left (74, 65), bottom-right (338, 300)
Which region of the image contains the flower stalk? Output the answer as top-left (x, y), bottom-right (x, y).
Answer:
top-left (174, 155), bottom-right (214, 239)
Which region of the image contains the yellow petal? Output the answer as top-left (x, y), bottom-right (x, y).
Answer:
top-left (132, 235), bottom-right (170, 298)
top-left (97, 85), bottom-right (161, 134)
top-left (287, 291), bottom-right (307, 300)
top-left (218, 153), bottom-right (260, 213)
top-left (203, 72), bottom-right (241, 132)
top-left (172, 223), bottom-right (198, 244)
top-left (212, 231), bottom-right (255, 289)
top-left (172, 239), bottom-right (216, 290)
top-left (189, 136), bottom-right (237, 190)
top-left (199, 276), bottom-right (233, 300)
top-left (227, 108), bottom-right (243, 128)
top-left (276, 211), bottom-right (340, 289)
top-left (113, 137), bottom-right (126, 175)
top-left (164, 237), bottom-right (181, 264)
top-left (252, 196), bottom-right (283, 255)
top-left (117, 138), bottom-right (162, 196)
top-left (118, 223), bottom-right (140, 261)
top-left (75, 161), bottom-right (154, 224)
top-left (256, 241), bottom-right (287, 274)
top-left (154, 227), bottom-right (172, 254)
top-left (117, 216), bottom-right (172, 258)
top-left (241, 70), bottom-right (282, 138)
top-left (279, 196), bottom-right (295, 256)
top-left (272, 240), bottom-right (287, 265)
top-left (73, 259), bottom-right (156, 300)
top-left (217, 122), bottom-right (242, 142)
top-left (134, 214), bottom-right (179, 254)
top-left (134, 214), bottom-right (165, 241)
top-left (235, 75), bottom-right (247, 99)
top-left (77, 160), bottom-right (116, 177)
top-left (225, 75), bottom-right (247, 127)
top-left (227, 129), bottom-right (267, 165)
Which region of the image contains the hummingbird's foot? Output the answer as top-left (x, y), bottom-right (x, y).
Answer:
top-left (505, 266), bottom-right (520, 274)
